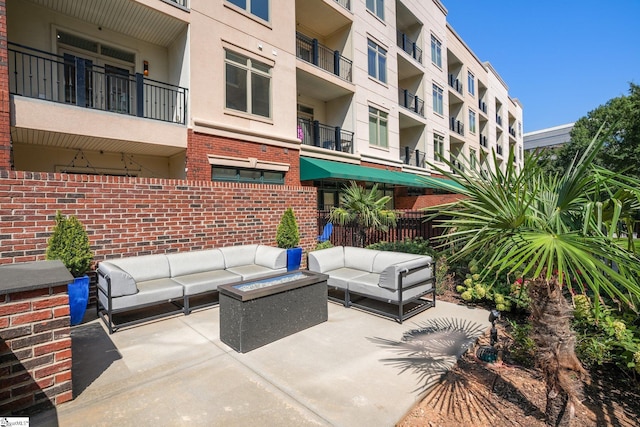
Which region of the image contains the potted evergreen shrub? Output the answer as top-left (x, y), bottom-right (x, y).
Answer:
top-left (276, 207), bottom-right (302, 271)
top-left (46, 211), bottom-right (93, 326)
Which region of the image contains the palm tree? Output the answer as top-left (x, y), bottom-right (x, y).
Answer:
top-left (329, 181), bottom-right (398, 247)
top-left (425, 132), bottom-right (640, 426)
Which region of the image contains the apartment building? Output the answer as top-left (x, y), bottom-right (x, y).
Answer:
top-left (2, 0), bottom-right (523, 210)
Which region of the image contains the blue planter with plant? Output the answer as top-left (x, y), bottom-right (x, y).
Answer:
top-left (46, 211), bottom-right (93, 326)
top-left (276, 207), bottom-right (302, 271)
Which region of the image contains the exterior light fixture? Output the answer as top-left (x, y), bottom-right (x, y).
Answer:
top-left (143, 60), bottom-right (149, 76)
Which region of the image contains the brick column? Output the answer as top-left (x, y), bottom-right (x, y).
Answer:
top-left (0, 261), bottom-right (74, 415)
top-left (0, 0), bottom-right (11, 171)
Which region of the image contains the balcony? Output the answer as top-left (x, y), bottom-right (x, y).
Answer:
top-left (478, 99), bottom-right (487, 114)
top-left (402, 147), bottom-right (426, 168)
top-left (396, 31), bottom-right (422, 64)
top-left (448, 74), bottom-right (463, 95)
top-left (450, 117), bottom-right (464, 136)
top-left (398, 89), bottom-right (424, 117)
top-left (296, 33), bottom-right (352, 82)
top-left (496, 115), bottom-right (503, 127)
top-left (450, 156), bottom-right (465, 174)
top-left (298, 118), bottom-right (354, 154)
top-left (479, 135), bottom-right (488, 148)
top-left (496, 144), bottom-right (503, 156)
top-left (9, 43), bottom-right (187, 124)
top-left (509, 126), bottom-right (517, 138)
top-left (334, 0), bottom-right (351, 10)
top-left (166, 0), bottom-right (189, 8)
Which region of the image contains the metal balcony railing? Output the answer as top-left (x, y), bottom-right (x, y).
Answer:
top-left (509, 127), bottom-right (517, 137)
top-left (450, 117), bottom-right (464, 136)
top-left (396, 31), bottom-right (422, 64)
top-left (166, 0), bottom-right (188, 8)
top-left (334, 0), bottom-right (351, 11)
top-left (448, 74), bottom-right (463, 94)
top-left (479, 135), bottom-right (488, 148)
top-left (450, 157), bottom-right (465, 174)
top-left (8, 42), bottom-right (187, 124)
top-left (296, 33), bottom-right (352, 82)
top-left (496, 115), bottom-right (503, 127)
top-left (478, 99), bottom-right (487, 114)
top-left (398, 89), bottom-right (424, 117)
top-left (298, 118), bottom-right (354, 154)
top-left (402, 147), bottom-right (426, 168)
top-left (496, 144), bottom-right (503, 156)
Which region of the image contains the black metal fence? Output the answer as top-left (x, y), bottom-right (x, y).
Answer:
top-left (317, 210), bottom-right (443, 247)
top-left (296, 32), bottom-right (353, 82)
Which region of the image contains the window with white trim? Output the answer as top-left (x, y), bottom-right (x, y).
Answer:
top-left (433, 133), bottom-right (444, 160)
top-left (368, 107), bottom-right (388, 148)
top-left (431, 35), bottom-right (442, 68)
top-left (469, 109), bottom-right (476, 134)
top-left (468, 71), bottom-right (475, 96)
top-left (366, 0), bottom-right (384, 20)
top-left (226, 0), bottom-right (269, 21)
top-left (225, 50), bottom-right (271, 118)
top-left (432, 84), bottom-right (443, 115)
top-left (470, 149), bottom-right (477, 169)
top-left (367, 40), bottom-right (387, 83)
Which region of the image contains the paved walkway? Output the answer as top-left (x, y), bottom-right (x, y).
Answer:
top-left (32, 301), bottom-right (490, 427)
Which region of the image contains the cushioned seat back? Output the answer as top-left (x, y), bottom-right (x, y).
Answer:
top-left (254, 245), bottom-right (287, 269)
top-left (308, 246), bottom-right (345, 273)
top-left (220, 244), bottom-right (258, 268)
top-left (371, 252), bottom-right (420, 274)
top-left (344, 247), bottom-right (377, 273)
top-left (166, 249), bottom-right (225, 277)
top-left (108, 254), bottom-right (170, 282)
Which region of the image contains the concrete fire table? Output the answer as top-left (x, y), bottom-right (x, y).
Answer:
top-left (218, 270), bottom-right (328, 353)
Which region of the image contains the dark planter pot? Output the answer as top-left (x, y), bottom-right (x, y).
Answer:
top-left (286, 247), bottom-right (303, 271)
top-left (68, 275), bottom-right (90, 326)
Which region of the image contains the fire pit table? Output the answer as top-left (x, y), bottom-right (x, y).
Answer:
top-left (218, 270), bottom-right (328, 353)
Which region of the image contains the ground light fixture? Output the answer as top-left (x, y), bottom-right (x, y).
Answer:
top-left (476, 309), bottom-right (501, 363)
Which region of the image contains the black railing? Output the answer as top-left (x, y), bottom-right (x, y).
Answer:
top-left (478, 99), bottom-right (487, 114)
top-left (298, 118), bottom-right (354, 154)
top-left (396, 31), bottom-right (422, 64)
top-left (496, 115), bottom-right (503, 127)
top-left (317, 210), bottom-right (442, 247)
top-left (402, 147), bottom-right (426, 168)
top-left (296, 33), bottom-right (352, 82)
top-left (448, 74), bottom-right (463, 94)
top-left (450, 117), bottom-right (464, 135)
top-left (479, 134), bottom-right (488, 148)
top-left (398, 89), bottom-right (424, 117)
top-left (450, 156), bottom-right (464, 174)
top-left (509, 127), bottom-right (516, 137)
top-left (496, 144), bottom-right (503, 156)
top-left (334, 0), bottom-right (351, 11)
top-left (9, 43), bottom-right (187, 124)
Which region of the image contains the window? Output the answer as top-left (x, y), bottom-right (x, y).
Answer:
top-left (368, 107), bottom-right (388, 148)
top-left (225, 50), bottom-right (271, 118)
top-left (227, 0), bottom-right (269, 21)
top-left (469, 109), bottom-right (476, 134)
top-left (430, 35), bottom-right (442, 68)
top-left (212, 166), bottom-right (284, 184)
top-left (367, 40), bottom-right (387, 83)
top-left (468, 71), bottom-right (475, 96)
top-left (432, 84), bottom-right (443, 115)
top-left (470, 149), bottom-right (477, 169)
top-left (366, 0), bottom-right (384, 20)
top-left (433, 133), bottom-right (444, 161)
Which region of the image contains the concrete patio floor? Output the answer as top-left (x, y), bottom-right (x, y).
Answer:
top-left (32, 300), bottom-right (490, 427)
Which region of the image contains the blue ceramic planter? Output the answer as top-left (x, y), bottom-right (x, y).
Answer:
top-left (286, 247), bottom-right (303, 271)
top-left (68, 275), bottom-right (89, 326)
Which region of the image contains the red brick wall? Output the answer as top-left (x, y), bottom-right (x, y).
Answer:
top-left (0, 171), bottom-right (317, 267)
top-left (395, 192), bottom-right (465, 210)
top-left (0, 0), bottom-right (11, 170)
top-left (0, 285), bottom-right (72, 414)
top-left (186, 130), bottom-right (301, 186)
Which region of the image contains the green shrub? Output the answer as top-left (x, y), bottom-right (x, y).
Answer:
top-left (506, 319), bottom-right (536, 367)
top-left (46, 211), bottom-right (93, 277)
top-left (434, 255), bottom-right (455, 295)
top-left (276, 207), bottom-right (299, 249)
top-left (313, 240), bottom-right (333, 251)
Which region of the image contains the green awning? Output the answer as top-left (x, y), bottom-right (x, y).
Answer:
top-left (300, 157), bottom-right (462, 190)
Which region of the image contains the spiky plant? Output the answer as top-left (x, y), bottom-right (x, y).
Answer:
top-left (425, 128), bottom-right (640, 426)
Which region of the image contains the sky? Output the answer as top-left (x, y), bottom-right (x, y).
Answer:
top-left (442, 0), bottom-right (640, 133)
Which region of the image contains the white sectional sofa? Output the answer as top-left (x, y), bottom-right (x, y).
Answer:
top-left (308, 246), bottom-right (435, 323)
top-left (97, 244), bottom-right (287, 333)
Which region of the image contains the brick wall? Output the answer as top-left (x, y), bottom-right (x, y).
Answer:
top-left (0, 171), bottom-right (318, 267)
top-left (0, 0), bottom-right (11, 170)
top-left (0, 285), bottom-right (72, 415)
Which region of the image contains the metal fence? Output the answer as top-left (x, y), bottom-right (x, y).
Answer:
top-left (317, 210), bottom-right (444, 247)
